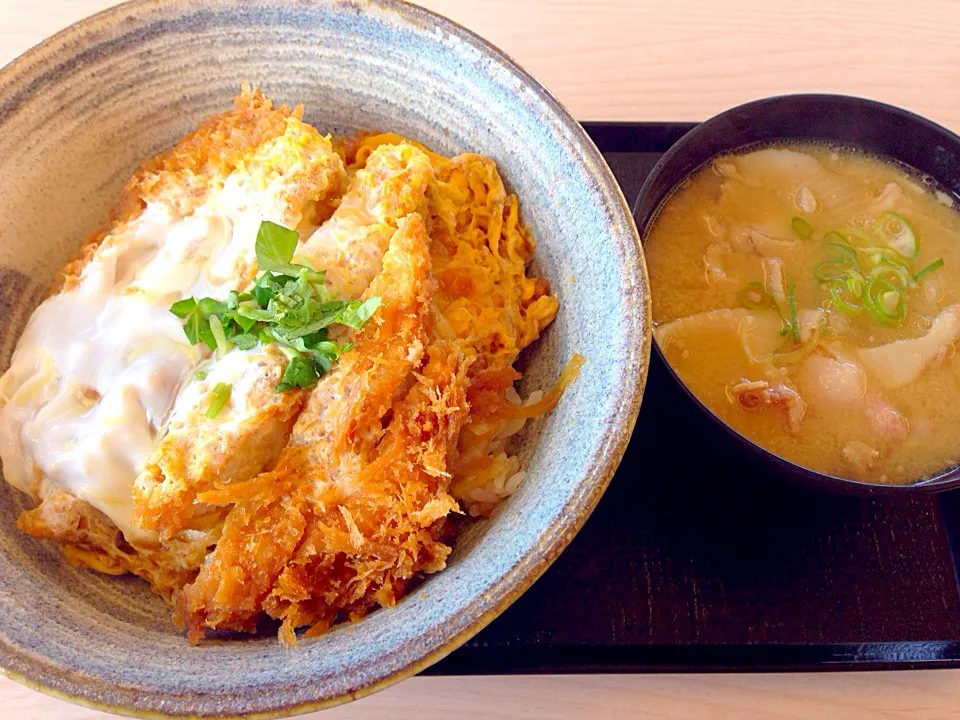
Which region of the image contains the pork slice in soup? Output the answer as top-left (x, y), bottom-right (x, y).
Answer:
top-left (646, 144), bottom-right (960, 484)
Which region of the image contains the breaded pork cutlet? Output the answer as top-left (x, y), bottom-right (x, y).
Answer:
top-left (132, 142), bottom-right (433, 541)
top-left (0, 87), bottom-right (345, 597)
top-left (177, 213), bottom-right (470, 642)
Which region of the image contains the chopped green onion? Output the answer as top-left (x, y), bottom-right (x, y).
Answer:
top-left (915, 258), bottom-right (945, 282)
top-left (195, 370), bottom-right (207, 381)
top-left (169, 221), bottom-right (382, 393)
top-left (791, 217), bottom-right (813, 239)
top-left (838, 227), bottom-right (877, 246)
top-left (811, 215), bottom-right (937, 329)
top-left (845, 273), bottom-right (865, 298)
top-left (208, 315), bottom-right (231, 360)
top-left (868, 263), bottom-right (915, 289)
top-left (877, 211), bottom-right (918, 258)
top-left (205, 383), bottom-right (232, 419)
top-left (880, 291), bottom-right (900, 314)
top-left (814, 260), bottom-right (848, 282)
top-left (786, 281), bottom-right (800, 344)
top-left (862, 246), bottom-right (908, 265)
top-left (863, 276), bottom-right (906, 327)
top-left (822, 237), bottom-right (862, 271)
top-left (828, 280), bottom-right (864, 314)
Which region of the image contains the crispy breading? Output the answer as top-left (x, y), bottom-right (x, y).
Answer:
top-left (133, 348), bottom-right (303, 538)
top-left (348, 135), bottom-right (564, 515)
top-left (55, 85), bottom-right (344, 296)
top-left (132, 144), bottom-right (432, 540)
top-left (175, 213), bottom-right (471, 642)
top-left (426, 152), bottom-right (558, 361)
top-left (265, 341), bottom-right (468, 642)
top-left (347, 135), bottom-right (559, 363)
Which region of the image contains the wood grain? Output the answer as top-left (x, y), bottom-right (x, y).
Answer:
top-left (414, 0), bottom-right (960, 131)
top-left (2, 0), bottom-right (960, 717)
top-left (3, 671), bottom-right (960, 720)
top-left (4, 0), bottom-right (960, 129)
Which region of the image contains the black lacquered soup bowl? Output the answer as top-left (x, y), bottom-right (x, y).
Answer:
top-left (633, 94), bottom-right (960, 496)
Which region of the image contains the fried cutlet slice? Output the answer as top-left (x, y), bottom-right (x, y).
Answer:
top-left (18, 487), bottom-right (207, 601)
top-left (262, 340), bottom-right (468, 641)
top-left (4, 87), bottom-right (345, 595)
top-left (132, 346), bottom-right (303, 539)
top-left (340, 137), bottom-right (565, 516)
top-left (55, 86), bottom-right (344, 297)
top-left (176, 212), bottom-right (471, 642)
top-left (175, 212), bottom-right (435, 638)
top-left (131, 144), bottom-right (433, 540)
top-left (298, 143), bottom-right (434, 297)
top-left (130, 125), bottom-right (348, 537)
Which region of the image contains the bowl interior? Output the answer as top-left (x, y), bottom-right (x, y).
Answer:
top-left (633, 94), bottom-right (960, 496)
top-left (0, 1), bottom-right (647, 716)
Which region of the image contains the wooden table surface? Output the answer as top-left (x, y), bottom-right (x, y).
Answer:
top-left (2, 1), bottom-right (960, 718)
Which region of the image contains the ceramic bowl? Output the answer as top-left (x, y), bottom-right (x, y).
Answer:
top-left (634, 94), bottom-right (960, 496)
top-left (0, 0), bottom-right (649, 716)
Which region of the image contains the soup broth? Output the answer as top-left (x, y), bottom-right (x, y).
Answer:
top-left (645, 144), bottom-right (960, 484)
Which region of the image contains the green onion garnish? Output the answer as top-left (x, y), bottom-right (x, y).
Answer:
top-left (868, 263), bottom-right (915, 289)
top-left (208, 315), bottom-right (231, 359)
top-left (791, 217), bottom-right (813, 239)
top-left (828, 279), bottom-right (864, 314)
top-left (863, 276), bottom-right (906, 327)
top-left (205, 383), bottom-right (232, 419)
top-left (877, 211), bottom-right (919, 258)
top-left (837, 227), bottom-right (876, 246)
top-left (812, 214), bottom-right (939, 329)
top-left (739, 275), bottom-right (801, 344)
top-left (786, 281), bottom-right (800, 344)
top-left (170, 220), bottom-right (381, 395)
top-left (814, 260), bottom-right (848, 283)
top-left (822, 237), bottom-right (862, 270)
top-left (915, 257), bottom-right (945, 282)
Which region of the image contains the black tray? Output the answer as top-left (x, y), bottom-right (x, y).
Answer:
top-left (426, 122), bottom-right (960, 675)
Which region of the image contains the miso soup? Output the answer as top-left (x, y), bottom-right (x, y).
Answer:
top-left (645, 145), bottom-right (960, 484)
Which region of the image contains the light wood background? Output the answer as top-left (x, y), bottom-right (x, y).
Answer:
top-left (2, 0), bottom-right (960, 717)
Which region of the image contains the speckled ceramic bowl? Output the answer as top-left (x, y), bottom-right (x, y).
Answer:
top-left (0, 0), bottom-right (648, 716)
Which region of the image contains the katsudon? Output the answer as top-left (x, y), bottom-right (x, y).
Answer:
top-left (0, 86), bottom-right (581, 643)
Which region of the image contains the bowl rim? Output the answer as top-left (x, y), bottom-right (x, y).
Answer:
top-left (0, 0), bottom-right (649, 717)
top-left (634, 92), bottom-right (960, 497)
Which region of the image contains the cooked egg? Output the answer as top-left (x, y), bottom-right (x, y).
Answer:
top-left (0, 198), bottom-right (284, 542)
